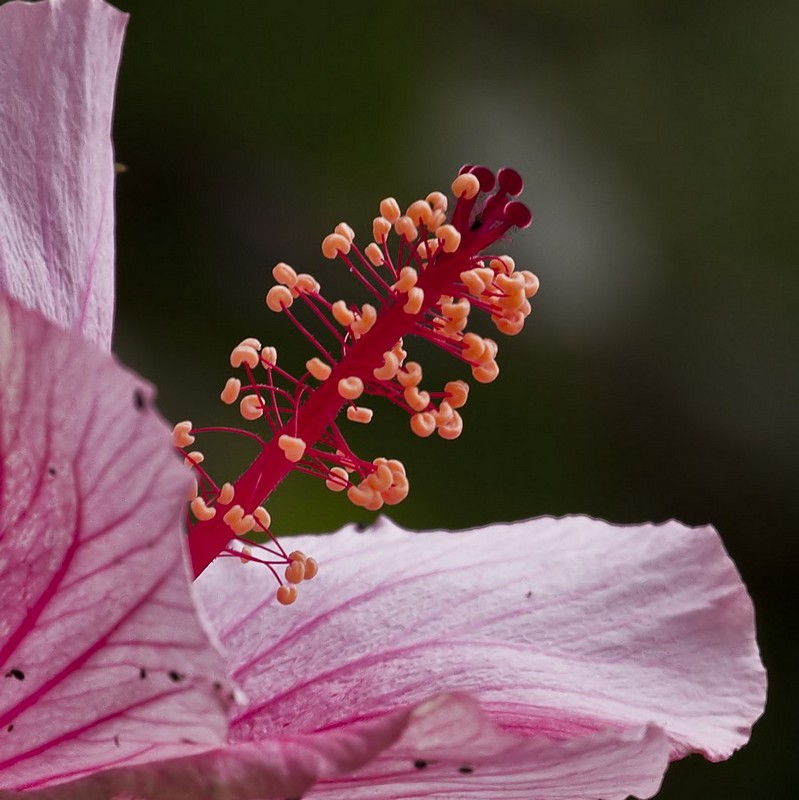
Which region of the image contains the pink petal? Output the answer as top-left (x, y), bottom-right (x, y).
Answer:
top-left (196, 516), bottom-right (765, 798)
top-left (0, 0), bottom-right (126, 350)
top-left (0, 706), bottom-right (415, 800)
top-left (0, 296), bottom-right (230, 791)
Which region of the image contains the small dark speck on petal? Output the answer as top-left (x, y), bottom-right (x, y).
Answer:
top-left (47, 466), bottom-right (56, 476)
top-left (168, 670), bottom-right (185, 682)
top-left (139, 668), bottom-right (147, 679)
top-left (212, 681), bottom-right (222, 690)
top-left (113, 734), bottom-right (120, 747)
top-left (355, 522), bottom-right (368, 532)
top-left (6, 724), bottom-right (13, 732)
top-left (458, 766), bottom-right (474, 774)
top-left (413, 759), bottom-right (428, 770)
top-left (525, 590), bottom-right (532, 599)
top-left (5, 669), bottom-right (24, 681)
top-left (133, 389), bottom-right (146, 410)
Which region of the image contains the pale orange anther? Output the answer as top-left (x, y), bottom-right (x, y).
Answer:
top-left (187, 479), bottom-right (199, 501)
top-left (428, 210), bottom-right (447, 231)
top-left (410, 412), bottom-right (437, 438)
top-left (386, 458), bottom-right (407, 477)
top-left (403, 286), bottom-right (424, 315)
top-left (406, 199), bottom-right (433, 227)
top-left (397, 361), bottom-right (422, 388)
top-left (520, 299), bottom-right (532, 318)
top-left (490, 256), bottom-right (516, 275)
top-left (276, 585), bottom-right (298, 606)
top-left (365, 242), bottom-right (385, 266)
top-left (452, 173), bottom-right (480, 199)
top-left (460, 269), bottom-right (487, 296)
top-left (438, 410), bottom-right (464, 440)
top-left (220, 377), bottom-right (241, 404)
top-left (441, 298), bottom-right (471, 320)
top-left (184, 451), bottom-right (204, 468)
top-left (347, 482), bottom-right (378, 509)
top-left (366, 462), bottom-right (393, 493)
top-left (373, 350), bottom-right (399, 381)
top-left (472, 360), bottom-right (500, 384)
top-left (190, 496), bottom-right (216, 521)
top-left (445, 379), bottom-right (470, 409)
top-left (435, 224), bottom-right (461, 253)
top-left (404, 385), bottom-right (430, 412)
top-left (172, 420), bottom-right (195, 448)
top-left (326, 466), bottom-right (349, 492)
top-left (253, 506), bottom-right (272, 530)
top-left (462, 332), bottom-right (487, 362)
top-left (379, 197), bottom-right (401, 223)
top-left (433, 400), bottom-right (454, 426)
top-left (217, 482), bottom-right (235, 505)
top-left (382, 475), bottom-right (409, 505)
top-left (394, 215), bottom-right (418, 242)
top-left (476, 267), bottom-right (495, 288)
top-left (426, 191), bottom-right (447, 212)
top-left (483, 338), bottom-right (499, 361)
top-left (260, 346), bottom-right (278, 367)
top-left (496, 289), bottom-right (526, 312)
top-left (520, 270), bottom-right (540, 297)
top-left (239, 545), bottom-right (253, 564)
top-left (392, 266), bottom-right (418, 293)
top-left (285, 560), bottom-right (306, 584)
top-left (372, 215), bottom-right (392, 242)
top-left (306, 357), bottom-right (332, 381)
top-left (230, 344), bottom-right (260, 369)
top-left (278, 434), bottom-right (307, 463)
top-left (223, 504), bottom-right (255, 535)
top-left (294, 273), bottom-right (321, 295)
top-left (332, 300), bottom-right (356, 327)
top-left (347, 406), bottom-right (374, 424)
top-left (321, 232), bottom-right (351, 259)
top-left (335, 222), bottom-right (355, 242)
top-left (494, 313), bottom-right (525, 336)
top-left (266, 285), bottom-right (294, 313)
top-left (240, 394), bottom-right (264, 421)
top-left (239, 337), bottom-right (262, 350)
top-left (338, 376), bottom-right (364, 400)
top-left (391, 339), bottom-right (408, 366)
top-left (288, 550), bottom-right (307, 564)
top-left (272, 262), bottom-right (298, 287)
top-left (304, 557), bottom-right (319, 580)
top-left (351, 303), bottom-right (377, 338)
top-left (495, 272), bottom-right (525, 294)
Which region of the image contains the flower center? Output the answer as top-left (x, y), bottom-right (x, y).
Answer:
top-left (175, 165), bottom-right (536, 603)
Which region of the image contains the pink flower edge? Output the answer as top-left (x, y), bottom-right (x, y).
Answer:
top-left (0, 294), bottom-right (232, 791)
top-left (0, 0), bottom-right (126, 349)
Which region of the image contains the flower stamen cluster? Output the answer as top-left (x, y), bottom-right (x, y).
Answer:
top-left (176, 165), bottom-right (536, 598)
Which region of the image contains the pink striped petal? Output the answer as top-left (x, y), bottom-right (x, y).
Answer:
top-left (0, 296), bottom-right (230, 791)
top-left (0, 0), bottom-right (126, 350)
top-left (195, 516), bottom-right (765, 798)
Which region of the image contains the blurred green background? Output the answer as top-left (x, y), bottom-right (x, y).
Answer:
top-left (107, 1), bottom-right (795, 797)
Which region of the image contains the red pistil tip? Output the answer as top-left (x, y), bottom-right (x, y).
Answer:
top-left (178, 165), bottom-right (536, 597)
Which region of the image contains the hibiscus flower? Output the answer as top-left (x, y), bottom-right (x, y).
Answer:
top-left (0, 1), bottom-right (766, 799)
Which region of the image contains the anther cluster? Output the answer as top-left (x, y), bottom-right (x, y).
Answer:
top-left (174, 165), bottom-right (536, 601)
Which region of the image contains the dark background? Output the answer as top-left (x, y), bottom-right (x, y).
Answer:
top-left (105, 1), bottom-right (796, 797)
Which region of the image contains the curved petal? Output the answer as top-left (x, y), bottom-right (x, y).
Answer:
top-left (0, 0), bottom-right (126, 349)
top-left (0, 705), bottom-right (415, 800)
top-left (196, 516), bottom-right (765, 797)
top-left (0, 296), bottom-right (231, 791)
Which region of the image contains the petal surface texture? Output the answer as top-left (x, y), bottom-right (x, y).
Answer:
top-left (0, 0), bottom-right (125, 350)
top-left (195, 516), bottom-right (765, 799)
top-left (0, 296), bottom-right (230, 791)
